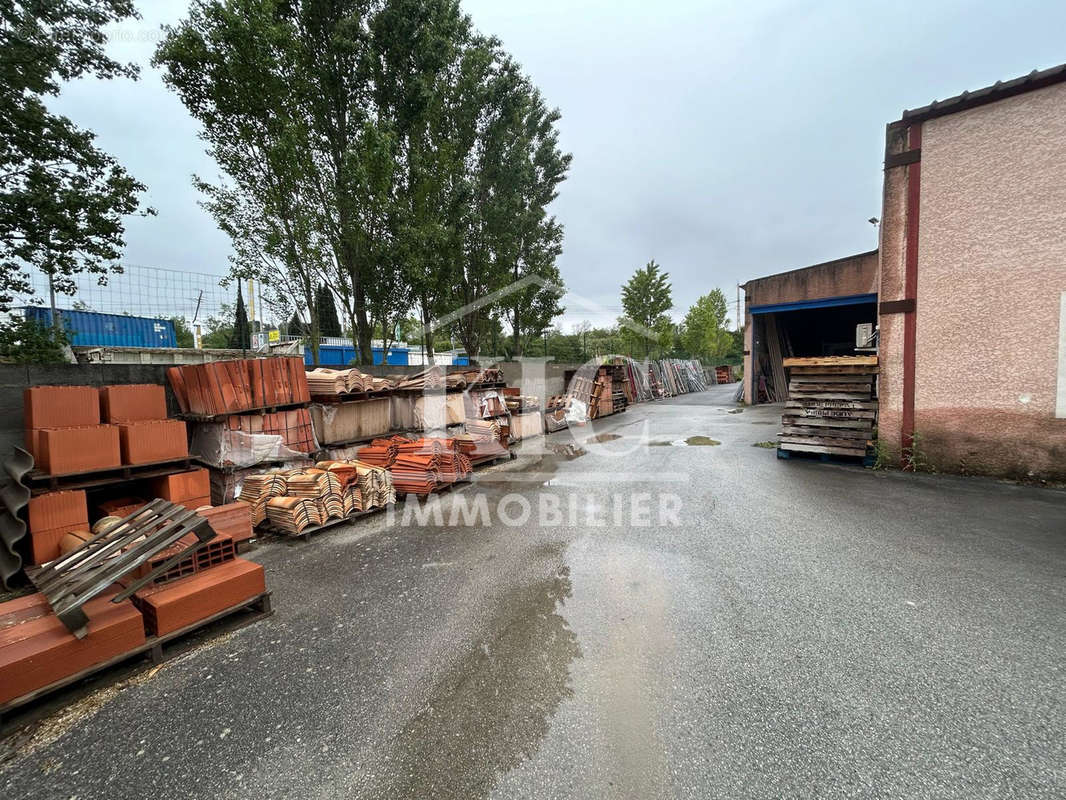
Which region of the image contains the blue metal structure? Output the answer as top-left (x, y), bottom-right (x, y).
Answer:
top-left (22, 307), bottom-right (178, 348)
top-left (305, 344), bottom-right (410, 366)
top-left (748, 293), bottom-right (878, 315)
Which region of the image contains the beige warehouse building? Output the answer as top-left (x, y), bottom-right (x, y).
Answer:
top-left (743, 64), bottom-right (1066, 479)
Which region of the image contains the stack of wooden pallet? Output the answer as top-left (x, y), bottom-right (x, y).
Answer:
top-left (779, 356), bottom-right (878, 458)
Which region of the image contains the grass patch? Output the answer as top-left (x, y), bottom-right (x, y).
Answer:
top-left (752, 441), bottom-right (777, 449)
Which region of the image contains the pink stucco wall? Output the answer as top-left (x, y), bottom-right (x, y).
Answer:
top-left (881, 82), bottom-right (1066, 478)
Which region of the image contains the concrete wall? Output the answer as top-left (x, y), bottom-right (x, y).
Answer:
top-left (879, 82), bottom-right (1066, 479)
top-left (741, 250), bottom-right (879, 402)
top-left (743, 250), bottom-right (879, 308)
top-left (0, 363), bottom-right (179, 462)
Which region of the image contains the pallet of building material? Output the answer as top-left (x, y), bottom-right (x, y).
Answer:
top-left (24, 499), bottom-right (220, 637)
top-left (0, 588), bottom-right (272, 717)
top-left (778, 356), bottom-right (877, 458)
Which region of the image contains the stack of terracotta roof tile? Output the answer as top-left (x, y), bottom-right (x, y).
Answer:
top-left (355, 461), bottom-right (395, 507)
top-left (389, 438), bottom-right (470, 494)
top-left (342, 484), bottom-right (364, 514)
top-left (237, 472), bottom-right (288, 525)
top-left (316, 459), bottom-right (394, 509)
top-left (265, 496), bottom-right (322, 534)
top-left (167, 357), bottom-right (309, 416)
top-left (438, 452), bottom-right (472, 483)
top-left (306, 368), bottom-right (352, 395)
top-left (465, 418), bottom-right (502, 440)
top-left (225, 408), bottom-right (316, 453)
top-left (356, 435), bottom-right (409, 467)
top-left (455, 433), bottom-right (508, 460)
top-left (306, 368), bottom-right (394, 396)
top-left (391, 451), bottom-right (440, 495)
top-left (316, 460), bottom-right (359, 487)
top-left (286, 470), bottom-right (344, 520)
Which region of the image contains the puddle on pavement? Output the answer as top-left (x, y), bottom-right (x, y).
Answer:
top-left (585, 433), bottom-right (621, 444)
top-left (373, 563), bottom-right (580, 799)
top-left (547, 443), bottom-right (586, 459)
top-left (648, 436), bottom-right (721, 447)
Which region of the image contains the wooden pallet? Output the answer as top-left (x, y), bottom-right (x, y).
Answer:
top-left (26, 457), bottom-right (196, 494)
top-left (0, 592), bottom-right (272, 721)
top-left (176, 401), bottom-right (310, 422)
top-left (264, 504), bottom-right (392, 541)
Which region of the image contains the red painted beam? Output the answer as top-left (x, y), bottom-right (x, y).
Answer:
top-left (901, 123), bottom-right (922, 462)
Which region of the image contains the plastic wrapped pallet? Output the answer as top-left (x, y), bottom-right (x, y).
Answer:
top-left (413, 393), bottom-right (466, 429)
top-left (190, 422), bottom-right (308, 469)
top-left (309, 398), bottom-right (391, 445)
top-left (511, 411), bottom-right (543, 440)
top-left (390, 395), bottom-right (416, 431)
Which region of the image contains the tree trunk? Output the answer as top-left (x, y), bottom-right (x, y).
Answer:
top-left (420, 299), bottom-right (435, 360)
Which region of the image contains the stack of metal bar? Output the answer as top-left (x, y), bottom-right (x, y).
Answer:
top-left (779, 356), bottom-right (878, 458)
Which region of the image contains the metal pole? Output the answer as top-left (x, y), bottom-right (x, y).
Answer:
top-left (48, 269), bottom-right (60, 337)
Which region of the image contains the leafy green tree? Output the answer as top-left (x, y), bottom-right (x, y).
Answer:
top-left (170, 316), bottom-right (195, 348)
top-left (0, 315), bottom-right (71, 363)
top-left (0, 0), bottom-right (154, 312)
top-left (228, 286), bottom-right (250, 349)
top-left (200, 303), bottom-right (233, 349)
top-left (315, 284), bottom-right (342, 338)
top-left (680, 289), bottom-right (731, 361)
top-left (620, 260), bottom-right (672, 355)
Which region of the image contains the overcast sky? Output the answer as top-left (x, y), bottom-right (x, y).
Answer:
top-left (50, 0), bottom-right (1066, 330)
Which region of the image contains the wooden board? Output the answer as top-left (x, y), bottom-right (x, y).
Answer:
top-left (780, 425), bottom-right (869, 439)
top-left (783, 356), bottom-right (878, 367)
top-left (788, 394), bottom-right (878, 403)
top-left (782, 415), bottom-right (873, 430)
top-left (779, 442), bottom-right (866, 457)
top-left (788, 374), bottom-right (873, 384)
top-left (779, 435), bottom-right (871, 449)
top-left (788, 365), bottom-right (880, 375)
top-left (788, 382), bottom-right (872, 393)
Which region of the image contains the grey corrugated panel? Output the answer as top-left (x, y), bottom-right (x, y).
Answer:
top-left (0, 447), bottom-right (32, 590)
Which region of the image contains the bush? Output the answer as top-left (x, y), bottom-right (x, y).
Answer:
top-left (0, 317), bottom-right (71, 364)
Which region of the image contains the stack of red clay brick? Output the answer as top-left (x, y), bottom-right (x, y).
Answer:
top-left (24, 383), bottom-right (188, 475)
top-left (168, 357), bottom-right (310, 416)
top-left (1, 504), bottom-right (264, 708)
top-left (24, 469), bottom-right (253, 567)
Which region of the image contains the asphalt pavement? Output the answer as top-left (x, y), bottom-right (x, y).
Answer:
top-left (2, 384), bottom-right (1064, 799)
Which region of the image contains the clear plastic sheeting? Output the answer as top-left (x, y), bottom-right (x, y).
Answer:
top-left (190, 423), bottom-right (308, 469)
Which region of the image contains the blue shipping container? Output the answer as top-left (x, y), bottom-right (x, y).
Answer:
top-left (22, 307), bottom-right (177, 348)
top-left (305, 344), bottom-right (409, 367)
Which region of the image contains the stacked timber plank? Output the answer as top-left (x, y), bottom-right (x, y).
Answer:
top-left (779, 357), bottom-right (878, 458)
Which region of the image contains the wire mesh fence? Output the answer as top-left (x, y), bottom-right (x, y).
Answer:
top-left (12, 264), bottom-right (241, 324)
